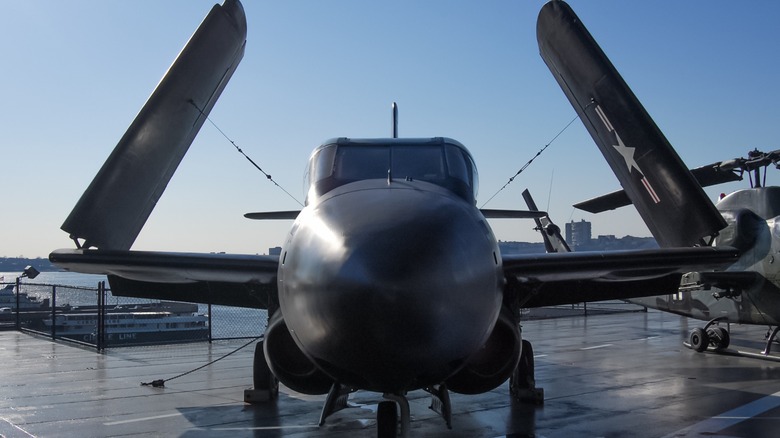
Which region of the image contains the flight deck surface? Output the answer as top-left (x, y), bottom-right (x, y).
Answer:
top-left (2, 309), bottom-right (780, 437)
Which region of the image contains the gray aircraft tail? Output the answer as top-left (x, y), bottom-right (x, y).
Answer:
top-left (61, 0), bottom-right (247, 250)
top-left (536, 1), bottom-right (726, 247)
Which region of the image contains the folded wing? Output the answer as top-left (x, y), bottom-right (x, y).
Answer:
top-left (49, 1), bottom-right (275, 309)
top-left (536, 1), bottom-right (727, 247)
top-left (61, 0), bottom-right (247, 251)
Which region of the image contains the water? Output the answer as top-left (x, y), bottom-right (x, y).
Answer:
top-left (1, 271), bottom-right (107, 290)
top-left (2, 271), bottom-right (266, 339)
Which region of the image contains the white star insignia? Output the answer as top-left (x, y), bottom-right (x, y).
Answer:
top-left (612, 133), bottom-right (641, 174)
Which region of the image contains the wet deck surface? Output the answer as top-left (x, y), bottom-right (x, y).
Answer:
top-left (2, 309), bottom-right (780, 437)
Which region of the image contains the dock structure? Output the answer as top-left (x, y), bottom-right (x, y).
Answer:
top-left (2, 309), bottom-right (780, 437)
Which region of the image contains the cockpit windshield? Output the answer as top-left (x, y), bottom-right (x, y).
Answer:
top-left (305, 138), bottom-right (478, 204)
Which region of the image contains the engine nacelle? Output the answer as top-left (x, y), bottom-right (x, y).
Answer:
top-left (445, 305), bottom-right (521, 394)
top-left (716, 209), bottom-right (764, 252)
top-left (264, 310), bottom-right (333, 395)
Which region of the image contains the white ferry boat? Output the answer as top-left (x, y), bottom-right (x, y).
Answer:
top-left (0, 284), bottom-right (48, 310)
top-left (44, 304), bottom-right (209, 345)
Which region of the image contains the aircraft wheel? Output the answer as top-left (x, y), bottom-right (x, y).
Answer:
top-left (253, 340), bottom-right (279, 398)
top-left (709, 327), bottom-right (730, 350)
top-left (377, 401), bottom-right (398, 438)
top-left (689, 328), bottom-right (709, 352)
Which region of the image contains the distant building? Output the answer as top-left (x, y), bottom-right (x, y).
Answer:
top-left (565, 220), bottom-right (592, 249)
top-left (268, 247), bottom-right (283, 256)
top-left (586, 234), bottom-right (658, 251)
top-left (561, 219), bottom-right (657, 251)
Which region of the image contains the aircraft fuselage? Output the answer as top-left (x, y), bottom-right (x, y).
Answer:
top-left (275, 138), bottom-right (505, 393)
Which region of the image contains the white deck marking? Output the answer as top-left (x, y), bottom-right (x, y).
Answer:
top-left (0, 418), bottom-right (36, 438)
top-left (104, 412), bottom-right (187, 426)
top-left (580, 344), bottom-right (613, 350)
top-left (209, 425), bottom-right (320, 431)
top-left (663, 390), bottom-right (780, 437)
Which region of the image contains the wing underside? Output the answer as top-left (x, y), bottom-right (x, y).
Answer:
top-left (50, 249), bottom-right (278, 309)
top-left (502, 246), bottom-right (740, 308)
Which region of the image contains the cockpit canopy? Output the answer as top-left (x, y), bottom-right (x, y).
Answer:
top-left (305, 138), bottom-right (479, 205)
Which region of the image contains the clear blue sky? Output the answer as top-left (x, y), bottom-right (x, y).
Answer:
top-left (2, 1), bottom-right (779, 258)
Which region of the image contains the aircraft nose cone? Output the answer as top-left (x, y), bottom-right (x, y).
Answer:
top-left (279, 185), bottom-right (503, 392)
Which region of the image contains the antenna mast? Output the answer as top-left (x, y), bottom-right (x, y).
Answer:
top-left (392, 102), bottom-right (398, 138)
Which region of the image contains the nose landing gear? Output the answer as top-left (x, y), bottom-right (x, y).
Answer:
top-left (378, 393), bottom-right (410, 438)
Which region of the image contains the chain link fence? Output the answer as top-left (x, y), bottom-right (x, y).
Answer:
top-left (1, 280), bottom-right (267, 350)
top-left (3, 279), bottom-right (647, 349)
top-left (521, 300), bottom-right (647, 320)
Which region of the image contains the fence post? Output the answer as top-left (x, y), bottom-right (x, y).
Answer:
top-left (208, 303), bottom-right (213, 343)
top-left (97, 281), bottom-right (105, 351)
top-left (51, 285), bottom-right (57, 340)
top-left (15, 277), bottom-right (21, 330)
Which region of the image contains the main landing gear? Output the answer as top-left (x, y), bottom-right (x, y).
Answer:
top-left (244, 340), bottom-right (279, 403)
top-left (244, 337), bottom-right (545, 437)
top-left (510, 339), bottom-right (545, 404)
top-left (687, 317), bottom-right (730, 353)
top-left (686, 320), bottom-right (780, 360)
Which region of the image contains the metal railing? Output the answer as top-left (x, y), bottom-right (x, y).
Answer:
top-left (1, 280), bottom-right (267, 350)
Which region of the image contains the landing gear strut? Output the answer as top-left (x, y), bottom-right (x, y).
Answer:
top-left (762, 326), bottom-right (780, 355)
top-left (510, 339), bottom-right (544, 404)
top-left (244, 340), bottom-right (279, 403)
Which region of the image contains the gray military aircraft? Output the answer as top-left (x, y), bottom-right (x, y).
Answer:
top-left (49, 1), bottom-right (741, 436)
top-left (537, 2), bottom-right (780, 358)
top-left (578, 149), bottom-right (780, 356)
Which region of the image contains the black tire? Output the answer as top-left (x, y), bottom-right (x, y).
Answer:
top-left (253, 341), bottom-right (279, 398)
top-left (377, 401), bottom-right (398, 438)
top-left (709, 327), bottom-right (730, 350)
top-left (690, 327), bottom-right (709, 352)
